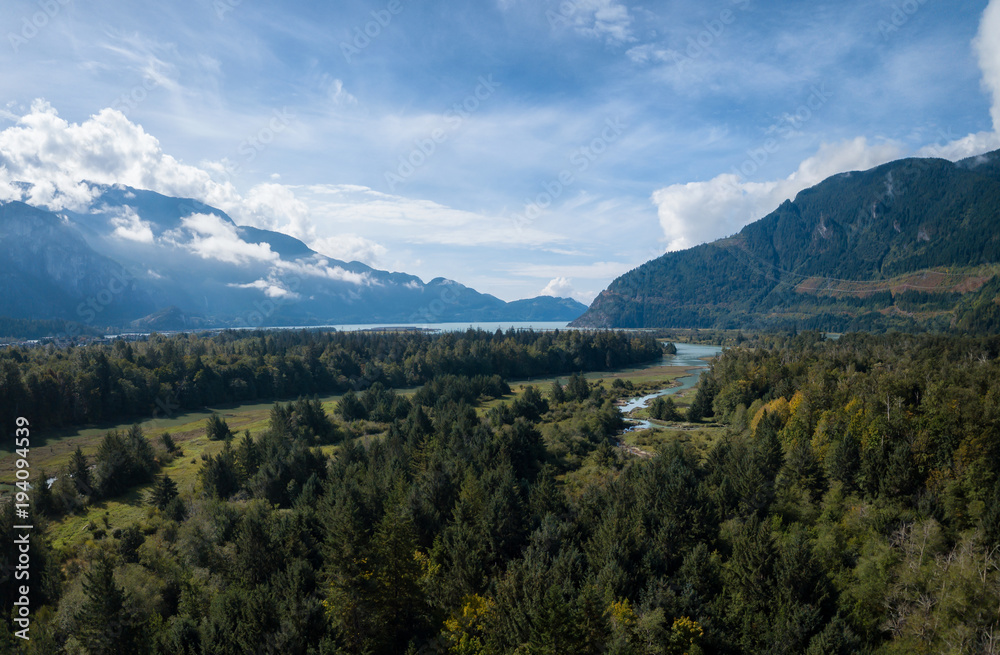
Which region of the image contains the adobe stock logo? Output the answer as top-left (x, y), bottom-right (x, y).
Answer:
top-left (340, 0), bottom-right (408, 63)
top-left (8, 0), bottom-right (71, 54)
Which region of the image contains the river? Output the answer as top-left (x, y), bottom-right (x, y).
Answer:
top-left (619, 343), bottom-right (723, 432)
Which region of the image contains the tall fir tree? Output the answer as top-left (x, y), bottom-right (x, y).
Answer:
top-left (68, 446), bottom-right (92, 496)
top-left (149, 474), bottom-right (179, 510)
top-left (74, 555), bottom-right (143, 655)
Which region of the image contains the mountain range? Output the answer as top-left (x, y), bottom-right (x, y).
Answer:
top-left (0, 186), bottom-right (587, 332)
top-left (572, 149), bottom-right (1000, 333)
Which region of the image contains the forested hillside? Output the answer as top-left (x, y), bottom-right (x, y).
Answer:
top-left (573, 149), bottom-right (1000, 331)
top-left (0, 328), bottom-right (662, 433)
top-left (5, 330), bottom-right (1000, 652)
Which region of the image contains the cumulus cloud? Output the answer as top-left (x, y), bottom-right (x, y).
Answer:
top-left (915, 0), bottom-right (1000, 160)
top-left (161, 213), bottom-right (373, 285)
top-left (242, 183), bottom-right (315, 242)
top-left (168, 213), bottom-right (279, 265)
top-left (107, 205), bottom-right (155, 243)
top-left (0, 100), bottom-right (244, 212)
top-left (0, 101), bottom-right (564, 264)
top-left (916, 131), bottom-right (1000, 161)
top-left (652, 138), bottom-right (905, 250)
top-left (540, 276), bottom-right (575, 298)
top-left (974, 0), bottom-right (1000, 131)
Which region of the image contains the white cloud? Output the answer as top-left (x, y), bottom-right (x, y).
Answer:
top-left (164, 212), bottom-right (373, 285)
top-left (915, 0), bottom-right (1000, 161)
top-left (546, 0), bottom-right (635, 45)
top-left (540, 276), bottom-right (575, 298)
top-left (974, 0), bottom-right (1000, 131)
top-left (325, 77), bottom-right (358, 106)
top-left (170, 212), bottom-right (279, 265)
top-left (0, 101), bottom-right (566, 290)
top-left (0, 100), bottom-right (242, 212)
top-left (652, 138), bottom-right (905, 250)
top-left (274, 257), bottom-right (374, 286)
top-left (647, 0), bottom-right (1000, 252)
top-left (917, 131), bottom-right (1000, 161)
top-left (310, 234), bottom-right (388, 266)
top-left (107, 205), bottom-right (155, 243)
top-left (625, 44), bottom-right (672, 65)
top-left (242, 183), bottom-right (315, 242)
top-left (228, 278), bottom-right (299, 299)
top-left (297, 184), bottom-right (565, 247)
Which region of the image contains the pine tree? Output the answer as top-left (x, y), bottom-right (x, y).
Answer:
top-left (117, 525), bottom-right (145, 564)
top-left (200, 444), bottom-right (240, 498)
top-left (337, 389), bottom-right (367, 421)
top-left (566, 373), bottom-right (590, 402)
top-left (549, 380), bottom-right (566, 405)
top-left (149, 474), bottom-right (179, 510)
top-left (159, 431), bottom-right (177, 453)
top-left (75, 555), bottom-right (143, 654)
top-left (687, 375), bottom-right (718, 422)
top-left (234, 430), bottom-right (261, 483)
top-left (69, 446), bottom-right (92, 496)
top-left (205, 413), bottom-right (232, 442)
top-left (726, 514), bottom-right (777, 651)
top-left (826, 433), bottom-right (860, 491)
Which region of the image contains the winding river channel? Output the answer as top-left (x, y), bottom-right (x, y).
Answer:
top-left (619, 343), bottom-right (723, 432)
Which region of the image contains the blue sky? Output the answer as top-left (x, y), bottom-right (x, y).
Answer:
top-left (1, 0), bottom-right (998, 303)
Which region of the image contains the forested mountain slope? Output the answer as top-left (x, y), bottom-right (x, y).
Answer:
top-left (573, 149), bottom-right (1000, 331)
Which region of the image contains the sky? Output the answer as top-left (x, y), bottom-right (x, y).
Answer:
top-left (1, 0), bottom-right (999, 304)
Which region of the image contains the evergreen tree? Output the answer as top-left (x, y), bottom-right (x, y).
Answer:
top-left (725, 514), bottom-right (776, 652)
top-left (513, 385), bottom-right (549, 422)
top-left (200, 444), bottom-right (240, 499)
top-left (159, 431), bottom-right (177, 453)
top-left (234, 430), bottom-right (261, 483)
top-left (755, 412), bottom-right (785, 482)
top-left (687, 374), bottom-right (718, 422)
top-left (826, 433), bottom-right (860, 492)
top-left (549, 380), bottom-right (566, 405)
top-left (149, 474), bottom-right (179, 510)
top-left (566, 373), bottom-right (590, 402)
top-left (205, 413), bottom-right (232, 442)
top-left (337, 389), bottom-right (367, 421)
top-left (94, 427), bottom-right (156, 498)
top-left (74, 555), bottom-right (143, 654)
top-left (117, 525), bottom-right (145, 564)
top-left (69, 446), bottom-right (92, 496)
top-left (649, 396), bottom-right (682, 421)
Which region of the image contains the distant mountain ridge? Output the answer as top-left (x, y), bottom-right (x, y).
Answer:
top-left (572, 149), bottom-right (1000, 332)
top-left (0, 185), bottom-right (587, 331)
